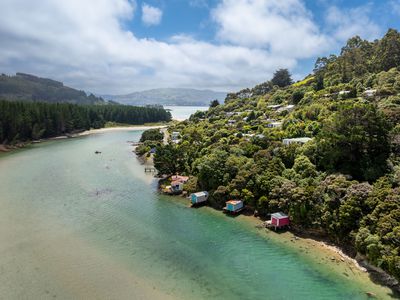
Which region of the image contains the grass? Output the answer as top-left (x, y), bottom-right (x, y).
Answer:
top-left (293, 76), bottom-right (315, 87)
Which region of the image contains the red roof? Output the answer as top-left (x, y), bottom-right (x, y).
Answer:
top-left (171, 175), bottom-right (189, 183)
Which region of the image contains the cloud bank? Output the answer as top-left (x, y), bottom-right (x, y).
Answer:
top-left (0, 0), bottom-right (382, 94)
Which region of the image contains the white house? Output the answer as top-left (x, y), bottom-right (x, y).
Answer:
top-left (267, 104), bottom-right (283, 110)
top-left (191, 191), bottom-right (209, 205)
top-left (171, 131), bottom-right (180, 140)
top-left (277, 105), bottom-right (295, 113)
top-left (282, 137), bottom-right (312, 145)
top-left (267, 121), bottom-right (282, 128)
top-left (364, 89), bottom-right (377, 97)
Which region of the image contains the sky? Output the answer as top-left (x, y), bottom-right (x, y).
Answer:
top-left (0, 0), bottom-right (400, 94)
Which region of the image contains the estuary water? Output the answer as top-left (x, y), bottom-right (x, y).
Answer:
top-left (164, 106), bottom-right (208, 120)
top-left (0, 130), bottom-right (394, 299)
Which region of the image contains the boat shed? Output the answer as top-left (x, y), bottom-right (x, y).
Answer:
top-left (224, 200), bottom-right (244, 214)
top-left (271, 212), bottom-right (290, 230)
top-left (191, 191), bottom-right (209, 205)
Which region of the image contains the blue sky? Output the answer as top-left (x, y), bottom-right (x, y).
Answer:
top-left (0, 0), bottom-right (400, 94)
top-left (128, 0), bottom-right (400, 79)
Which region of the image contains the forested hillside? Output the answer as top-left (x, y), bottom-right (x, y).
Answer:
top-left (0, 100), bottom-right (171, 144)
top-left (0, 73), bottom-right (105, 104)
top-left (154, 29), bottom-right (400, 283)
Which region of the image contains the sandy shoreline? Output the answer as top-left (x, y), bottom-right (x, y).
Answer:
top-left (77, 125), bottom-right (168, 137)
top-left (0, 125), bottom-right (168, 153)
top-left (237, 214), bottom-right (397, 298)
top-left (159, 193), bottom-right (397, 298)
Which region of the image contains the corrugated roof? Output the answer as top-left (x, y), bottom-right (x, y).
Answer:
top-left (271, 212), bottom-right (288, 219)
top-left (283, 137), bottom-right (312, 143)
top-left (226, 200), bottom-right (242, 205)
top-left (193, 191), bottom-right (208, 197)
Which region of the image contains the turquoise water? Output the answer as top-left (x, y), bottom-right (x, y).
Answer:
top-left (0, 130), bottom-right (393, 299)
top-left (164, 106), bottom-right (208, 120)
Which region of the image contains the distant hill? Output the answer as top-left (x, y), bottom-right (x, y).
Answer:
top-left (103, 88), bottom-right (227, 106)
top-left (0, 73), bottom-right (105, 104)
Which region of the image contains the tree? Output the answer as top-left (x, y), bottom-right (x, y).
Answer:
top-left (153, 144), bottom-right (185, 175)
top-left (271, 69), bottom-right (293, 87)
top-left (317, 102), bottom-right (391, 181)
top-left (210, 99), bottom-right (220, 107)
top-left (376, 29), bottom-right (400, 72)
top-left (140, 129), bottom-right (163, 142)
top-left (194, 150), bottom-right (229, 190)
top-left (291, 90), bottom-right (305, 104)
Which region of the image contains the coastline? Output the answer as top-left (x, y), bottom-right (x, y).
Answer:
top-left (77, 125), bottom-right (167, 137)
top-left (136, 123), bottom-right (399, 298)
top-left (210, 206), bottom-right (397, 299)
top-left (158, 191), bottom-right (398, 298)
top-left (0, 125), bottom-right (167, 153)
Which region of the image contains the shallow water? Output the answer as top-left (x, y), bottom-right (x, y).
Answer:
top-left (0, 130), bottom-right (395, 299)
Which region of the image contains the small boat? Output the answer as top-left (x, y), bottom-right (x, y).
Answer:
top-left (95, 151), bottom-right (102, 154)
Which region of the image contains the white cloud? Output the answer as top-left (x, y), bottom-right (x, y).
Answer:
top-left (212, 0), bottom-right (331, 59)
top-left (325, 5), bottom-right (381, 42)
top-left (141, 3), bottom-right (163, 26)
top-left (0, 0), bottom-right (383, 95)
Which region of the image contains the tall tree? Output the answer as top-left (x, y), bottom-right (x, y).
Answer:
top-left (317, 102), bottom-right (391, 181)
top-left (209, 99), bottom-right (220, 108)
top-left (271, 69), bottom-right (293, 87)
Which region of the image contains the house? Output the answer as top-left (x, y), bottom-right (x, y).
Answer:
top-left (191, 191), bottom-right (209, 205)
top-left (270, 212), bottom-right (290, 230)
top-left (267, 104), bottom-right (282, 110)
top-left (267, 121), bottom-right (282, 128)
top-left (277, 105), bottom-right (295, 113)
top-left (228, 119), bottom-right (236, 126)
top-left (171, 181), bottom-right (184, 192)
top-left (223, 200), bottom-right (244, 214)
top-left (149, 148), bottom-right (156, 154)
top-left (364, 89), bottom-right (377, 97)
top-left (339, 90), bottom-right (350, 95)
top-left (171, 175), bottom-right (189, 183)
top-left (282, 137), bottom-right (312, 145)
top-left (171, 132), bottom-right (180, 140)
top-left (238, 91), bottom-right (253, 99)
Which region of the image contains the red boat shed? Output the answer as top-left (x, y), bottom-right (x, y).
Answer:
top-left (271, 212), bottom-right (290, 229)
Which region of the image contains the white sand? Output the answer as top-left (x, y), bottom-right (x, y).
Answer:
top-left (78, 125), bottom-right (168, 137)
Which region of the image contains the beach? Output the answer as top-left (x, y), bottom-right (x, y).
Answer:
top-left (77, 125), bottom-right (168, 137)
